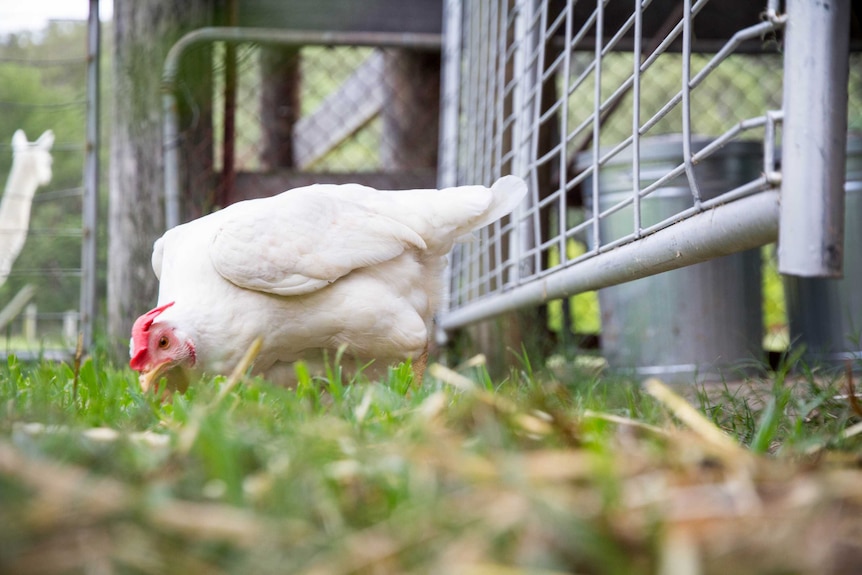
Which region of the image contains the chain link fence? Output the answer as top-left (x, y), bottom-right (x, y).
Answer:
top-left (167, 33), bottom-right (442, 225)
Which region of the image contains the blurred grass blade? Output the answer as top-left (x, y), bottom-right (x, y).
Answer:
top-left (750, 397), bottom-right (778, 454)
top-left (751, 386), bottom-right (791, 454)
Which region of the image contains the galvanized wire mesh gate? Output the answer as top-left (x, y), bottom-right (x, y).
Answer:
top-left (438, 0), bottom-right (861, 340)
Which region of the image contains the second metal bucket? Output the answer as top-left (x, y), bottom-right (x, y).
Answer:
top-left (581, 135), bottom-right (764, 381)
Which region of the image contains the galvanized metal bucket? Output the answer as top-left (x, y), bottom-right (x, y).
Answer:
top-left (580, 135), bottom-right (764, 381)
top-left (784, 136), bottom-right (862, 368)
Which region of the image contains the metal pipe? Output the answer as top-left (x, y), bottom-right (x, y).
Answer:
top-left (163, 91), bottom-right (181, 229)
top-left (590, 0), bottom-right (604, 253)
top-left (680, 0), bottom-right (701, 206)
top-left (509, 0), bottom-right (533, 286)
top-left (632, 0), bottom-right (643, 236)
top-left (559, 1), bottom-right (572, 259)
top-left (437, 0), bottom-right (462, 189)
top-left (778, 0), bottom-right (850, 277)
top-left (80, 0), bottom-right (100, 349)
top-left (162, 27), bottom-right (442, 230)
top-left (162, 27), bottom-right (442, 87)
top-left (440, 190), bottom-right (780, 331)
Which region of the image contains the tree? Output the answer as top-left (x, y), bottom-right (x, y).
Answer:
top-left (108, 0), bottom-right (213, 359)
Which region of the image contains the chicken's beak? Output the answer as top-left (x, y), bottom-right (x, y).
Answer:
top-left (139, 365), bottom-right (167, 394)
top-left (139, 362), bottom-right (191, 397)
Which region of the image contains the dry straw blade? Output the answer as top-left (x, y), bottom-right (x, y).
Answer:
top-left (213, 336), bottom-right (264, 406)
top-left (643, 378), bottom-right (747, 458)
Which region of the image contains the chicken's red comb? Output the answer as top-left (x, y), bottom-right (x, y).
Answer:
top-left (129, 302), bottom-right (174, 370)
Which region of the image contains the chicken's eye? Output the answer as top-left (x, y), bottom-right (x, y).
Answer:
top-left (158, 336), bottom-right (170, 349)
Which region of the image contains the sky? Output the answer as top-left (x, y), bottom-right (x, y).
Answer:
top-left (0, 0), bottom-right (113, 36)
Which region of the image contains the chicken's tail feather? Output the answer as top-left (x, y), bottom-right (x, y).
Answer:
top-left (472, 175), bottom-right (528, 230)
top-left (405, 175), bottom-right (528, 253)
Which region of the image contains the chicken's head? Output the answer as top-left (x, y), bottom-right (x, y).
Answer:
top-left (130, 302), bottom-right (196, 393)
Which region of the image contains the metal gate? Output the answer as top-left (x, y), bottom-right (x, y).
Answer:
top-left (438, 0), bottom-right (860, 334)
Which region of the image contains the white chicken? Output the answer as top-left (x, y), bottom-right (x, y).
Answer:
top-left (130, 176), bottom-right (527, 392)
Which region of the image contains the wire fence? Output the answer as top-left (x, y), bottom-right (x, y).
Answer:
top-left (0, 17), bottom-right (99, 359)
top-left (438, 0), bottom-right (862, 358)
top-left (0, 113), bottom-right (83, 358)
top-left (213, 46), bottom-right (438, 172)
top-left (167, 33), bottom-right (442, 225)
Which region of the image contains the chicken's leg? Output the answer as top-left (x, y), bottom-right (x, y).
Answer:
top-left (412, 343), bottom-right (429, 387)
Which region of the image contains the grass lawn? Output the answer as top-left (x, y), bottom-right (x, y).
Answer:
top-left (0, 347), bottom-right (860, 574)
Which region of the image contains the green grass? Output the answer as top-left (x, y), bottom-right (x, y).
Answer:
top-left (0, 350), bottom-right (860, 574)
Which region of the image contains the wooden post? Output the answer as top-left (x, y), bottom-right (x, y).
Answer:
top-left (381, 49), bottom-right (441, 171)
top-left (178, 42), bottom-right (215, 220)
top-left (219, 0), bottom-right (239, 208)
top-left (259, 47), bottom-right (302, 170)
top-left (108, 0), bottom-right (213, 361)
